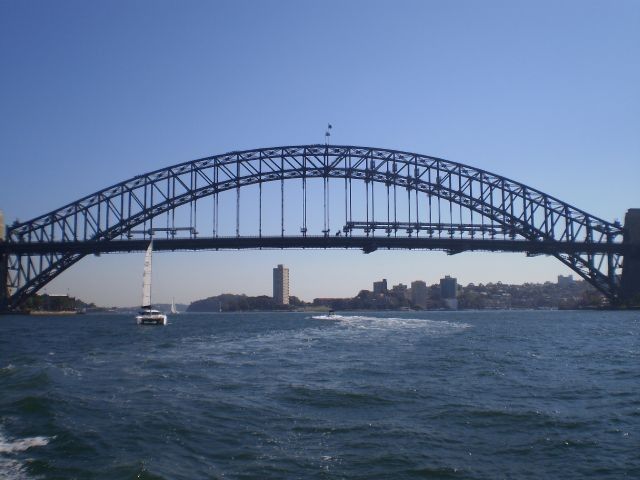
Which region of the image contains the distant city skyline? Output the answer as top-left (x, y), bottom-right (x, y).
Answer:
top-left (72, 267), bottom-right (578, 309)
top-left (1, 1), bottom-right (638, 307)
top-left (69, 263), bottom-right (579, 308)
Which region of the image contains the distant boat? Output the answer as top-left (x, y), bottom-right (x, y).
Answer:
top-left (135, 241), bottom-right (167, 326)
top-left (170, 298), bottom-right (178, 315)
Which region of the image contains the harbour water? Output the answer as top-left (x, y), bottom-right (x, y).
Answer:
top-left (1, 310), bottom-right (638, 479)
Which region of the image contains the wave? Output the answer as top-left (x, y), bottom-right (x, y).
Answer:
top-left (312, 314), bottom-right (345, 321)
top-left (0, 364), bottom-right (16, 380)
top-left (10, 396), bottom-right (53, 416)
top-left (0, 429), bottom-right (51, 480)
top-left (0, 459), bottom-right (29, 480)
top-left (283, 384), bottom-right (393, 408)
top-left (0, 435), bottom-right (50, 454)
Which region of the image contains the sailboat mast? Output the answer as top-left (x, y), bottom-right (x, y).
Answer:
top-left (141, 240), bottom-right (153, 308)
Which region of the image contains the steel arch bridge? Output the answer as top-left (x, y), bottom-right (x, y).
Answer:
top-left (1, 144), bottom-right (638, 311)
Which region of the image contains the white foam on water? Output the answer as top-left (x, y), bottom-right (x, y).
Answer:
top-left (0, 429), bottom-right (51, 480)
top-left (312, 314), bottom-right (344, 321)
top-left (0, 458), bottom-right (29, 480)
top-left (311, 314), bottom-right (471, 333)
top-left (60, 366), bottom-right (83, 378)
top-left (0, 434), bottom-right (50, 454)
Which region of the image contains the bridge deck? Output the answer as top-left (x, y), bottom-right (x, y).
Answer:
top-left (0, 236), bottom-right (628, 255)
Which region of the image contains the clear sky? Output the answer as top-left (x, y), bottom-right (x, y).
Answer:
top-left (1, 0), bottom-right (639, 306)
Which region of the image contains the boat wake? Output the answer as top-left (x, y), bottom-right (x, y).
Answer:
top-left (310, 314), bottom-right (344, 321)
top-left (310, 314), bottom-right (470, 334)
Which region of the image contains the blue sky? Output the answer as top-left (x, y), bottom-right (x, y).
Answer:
top-left (1, 0), bottom-right (639, 306)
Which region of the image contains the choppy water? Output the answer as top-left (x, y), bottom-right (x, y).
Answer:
top-left (1, 310), bottom-right (638, 479)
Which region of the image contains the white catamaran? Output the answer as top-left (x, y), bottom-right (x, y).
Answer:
top-left (135, 241), bottom-right (167, 325)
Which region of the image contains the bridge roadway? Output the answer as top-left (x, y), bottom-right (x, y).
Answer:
top-left (0, 236), bottom-right (630, 256)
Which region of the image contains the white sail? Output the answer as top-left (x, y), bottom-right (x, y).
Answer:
top-left (141, 241), bottom-right (153, 308)
top-left (170, 298), bottom-right (177, 314)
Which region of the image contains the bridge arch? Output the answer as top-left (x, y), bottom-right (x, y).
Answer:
top-left (1, 145), bottom-right (628, 310)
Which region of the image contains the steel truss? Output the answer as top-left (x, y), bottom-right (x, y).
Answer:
top-left (2, 145), bottom-right (625, 310)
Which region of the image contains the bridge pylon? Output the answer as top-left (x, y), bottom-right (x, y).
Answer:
top-left (0, 253), bottom-right (7, 313)
top-left (621, 209), bottom-right (640, 305)
top-left (0, 209), bottom-right (7, 313)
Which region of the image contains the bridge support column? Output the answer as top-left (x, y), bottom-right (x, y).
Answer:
top-left (0, 209), bottom-right (7, 313)
top-left (621, 209), bottom-right (640, 306)
top-left (0, 253), bottom-right (7, 313)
